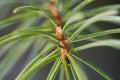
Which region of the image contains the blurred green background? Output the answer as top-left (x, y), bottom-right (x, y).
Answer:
top-left (0, 0), bottom-right (120, 80)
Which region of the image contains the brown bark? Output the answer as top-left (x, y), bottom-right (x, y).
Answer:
top-left (49, 0), bottom-right (70, 63)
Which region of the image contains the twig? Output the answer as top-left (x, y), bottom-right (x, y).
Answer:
top-left (49, 0), bottom-right (70, 63)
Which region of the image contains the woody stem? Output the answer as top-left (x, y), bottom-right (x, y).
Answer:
top-left (49, 0), bottom-right (70, 63)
